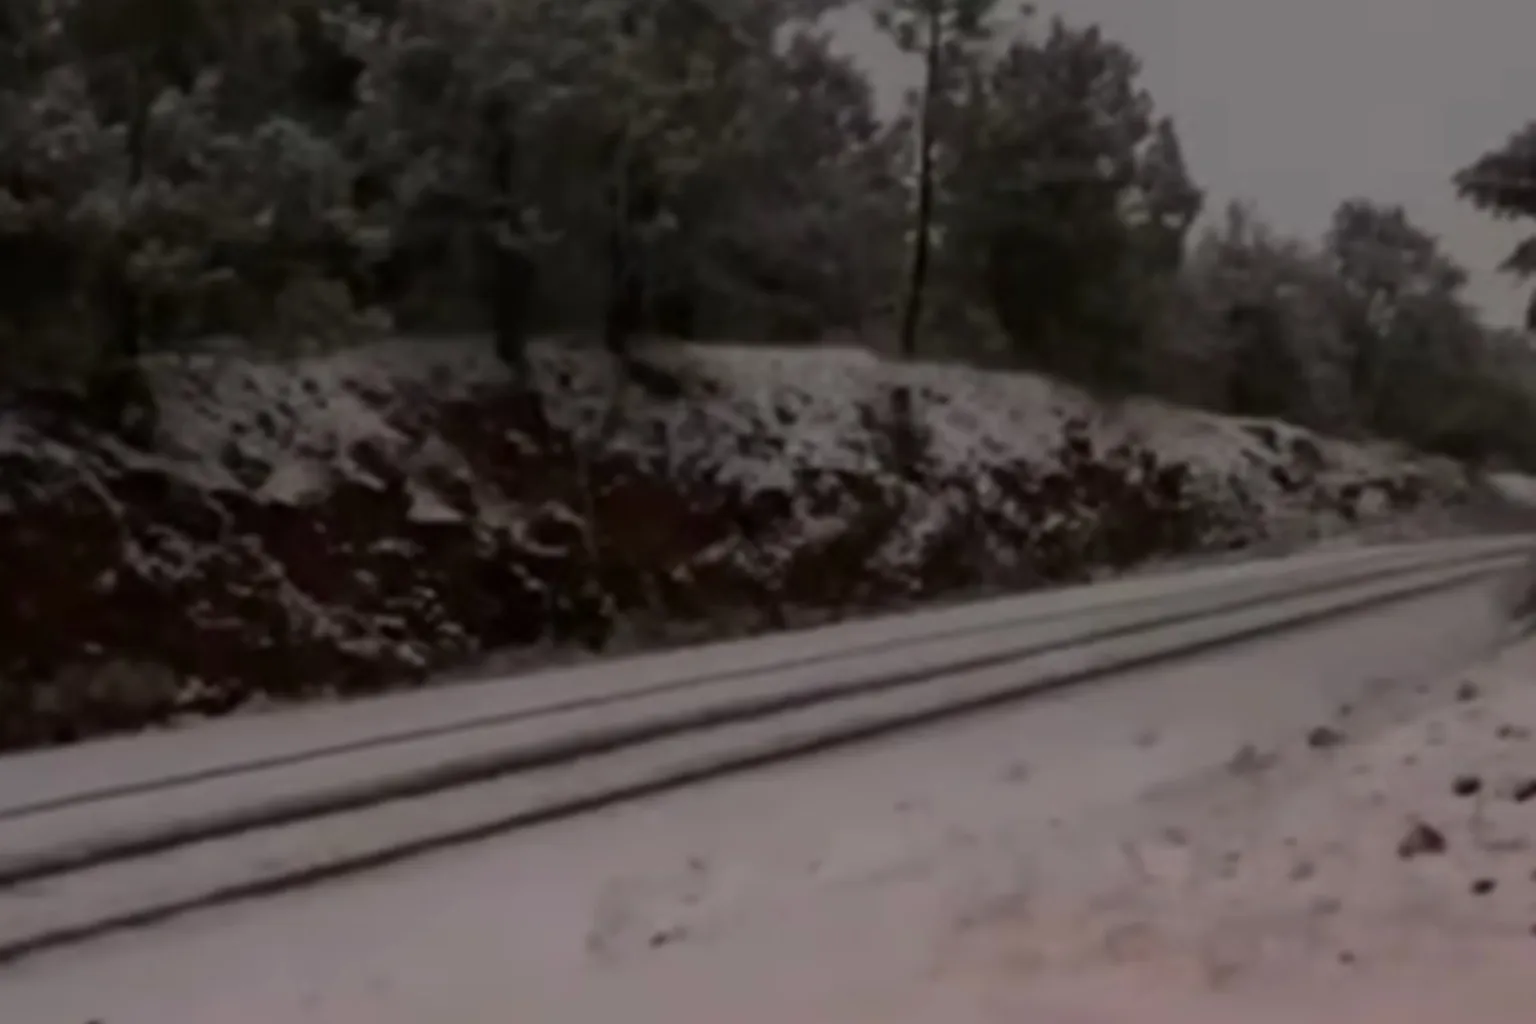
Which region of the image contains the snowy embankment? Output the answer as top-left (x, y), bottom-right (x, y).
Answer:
top-left (0, 336), bottom-right (1484, 749)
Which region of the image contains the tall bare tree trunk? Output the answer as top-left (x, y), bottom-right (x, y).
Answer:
top-left (896, 5), bottom-right (942, 360)
top-left (91, 67), bottom-right (156, 445)
top-left (480, 100), bottom-right (537, 375)
top-left (891, 4), bottom-right (944, 475)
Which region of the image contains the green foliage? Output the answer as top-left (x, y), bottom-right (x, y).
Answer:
top-left (1456, 126), bottom-right (1536, 265)
top-left (1165, 196), bottom-right (1536, 471)
top-left (333, 0), bottom-right (903, 355)
top-left (1457, 122), bottom-right (1536, 328)
top-left (1170, 202), bottom-right (1352, 426)
top-left (937, 17), bottom-right (1202, 389)
top-left (0, 0), bottom-right (387, 400)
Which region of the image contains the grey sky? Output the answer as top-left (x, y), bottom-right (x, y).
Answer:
top-left (826, 0), bottom-right (1536, 326)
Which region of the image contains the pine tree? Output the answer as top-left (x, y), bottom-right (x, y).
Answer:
top-left (1455, 122), bottom-right (1536, 330)
top-left (875, 0), bottom-right (1005, 361)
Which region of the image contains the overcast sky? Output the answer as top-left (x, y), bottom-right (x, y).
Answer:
top-left (826, 0), bottom-right (1536, 326)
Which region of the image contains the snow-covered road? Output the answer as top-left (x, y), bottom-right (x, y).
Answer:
top-left (4, 556), bottom-right (1533, 1022)
top-left (2, 536), bottom-right (1529, 965)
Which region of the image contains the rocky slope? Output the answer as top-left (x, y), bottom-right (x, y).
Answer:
top-left (0, 337), bottom-right (1476, 750)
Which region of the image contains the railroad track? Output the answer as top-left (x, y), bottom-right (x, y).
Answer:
top-left (1, 534), bottom-right (1533, 964)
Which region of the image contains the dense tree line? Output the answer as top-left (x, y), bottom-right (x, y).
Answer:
top-left (1, 0), bottom-right (1534, 466)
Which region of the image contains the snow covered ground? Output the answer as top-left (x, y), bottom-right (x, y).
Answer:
top-left (3, 566), bottom-right (1530, 1022)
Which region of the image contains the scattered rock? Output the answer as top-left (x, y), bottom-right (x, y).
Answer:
top-left (1307, 726), bottom-right (1346, 750)
top-left (1452, 774), bottom-right (1483, 798)
top-left (1338, 950), bottom-right (1357, 966)
top-left (1471, 878), bottom-right (1497, 896)
top-left (1457, 681), bottom-right (1481, 703)
top-left (1227, 744), bottom-right (1276, 777)
top-left (1398, 820), bottom-right (1448, 859)
top-left (1497, 723), bottom-right (1531, 741)
top-left (1477, 834), bottom-right (1527, 854)
top-left (1310, 895), bottom-right (1343, 917)
top-left (1512, 778), bottom-right (1536, 803)
top-left (1289, 859), bottom-right (1317, 882)
top-left (648, 925), bottom-right (687, 948)
top-left (1217, 850), bottom-right (1243, 879)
